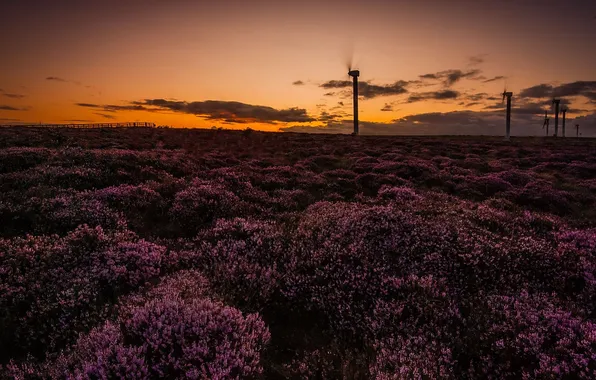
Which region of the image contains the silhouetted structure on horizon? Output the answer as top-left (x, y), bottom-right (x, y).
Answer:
top-left (552, 99), bottom-right (561, 137)
top-left (0, 122), bottom-right (156, 128)
top-left (502, 91), bottom-right (513, 140)
top-left (348, 69), bottom-right (360, 135)
top-left (543, 111), bottom-right (550, 136)
top-left (561, 107), bottom-right (567, 137)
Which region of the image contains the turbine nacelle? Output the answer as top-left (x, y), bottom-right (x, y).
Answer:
top-left (348, 70), bottom-right (360, 78)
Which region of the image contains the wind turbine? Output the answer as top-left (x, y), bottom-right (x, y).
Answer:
top-left (543, 110), bottom-right (550, 136)
top-left (502, 88), bottom-right (513, 140)
top-left (561, 107), bottom-right (567, 137)
top-left (347, 66), bottom-right (360, 135)
top-left (576, 123), bottom-right (580, 137)
top-left (552, 98), bottom-right (561, 137)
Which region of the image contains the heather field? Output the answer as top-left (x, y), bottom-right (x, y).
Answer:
top-left (2, 126), bottom-right (596, 379)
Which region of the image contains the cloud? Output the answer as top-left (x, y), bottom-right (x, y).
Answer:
top-left (407, 90), bottom-right (460, 103)
top-left (115, 99), bottom-right (317, 124)
top-left (292, 80), bottom-right (305, 86)
top-left (483, 76), bottom-right (506, 83)
top-left (418, 69), bottom-right (482, 87)
top-left (466, 93), bottom-right (488, 102)
top-left (76, 102), bottom-right (151, 112)
top-left (381, 103), bottom-right (394, 112)
top-left (282, 109), bottom-right (596, 136)
top-left (320, 80), bottom-right (409, 99)
top-left (94, 112), bottom-right (116, 120)
top-left (318, 111), bottom-right (346, 122)
top-left (2, 93), bottom-right (25, 99)
top-left (46, 76), bottom-right (68, 82)
top-left (519, 81), bottom-right (596, 100)
top-left (0, 105), bottom-right (25, 111)
top-left (468, 55), bottom-right (486, 66)
top-left (323, 92), bottom-right (335, 96)
top-left (76, 103), bottom-right (101, 108)
top-left (64, 119), bottom-right (94, 122)
top-left (320, 80), bottom-right (353, 89)
top-left (0, 89), bottom-right (26, 99)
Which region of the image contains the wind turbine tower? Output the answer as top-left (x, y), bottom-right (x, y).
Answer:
top-left (576, 124), bottom-right (580, 137)
top-left (502, 91), bottom-right (513, 140)
top-left (561, 107), bottom-right (567, 137)
top-left (543, 110), bottom-right (550, 136)
top-left (348, 69), bottom-right (360, 135)
top-left (552, 98), bottom-right (560, 137)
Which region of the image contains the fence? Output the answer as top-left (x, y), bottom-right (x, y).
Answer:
top-left (0, 122), bottom-right (156, 128)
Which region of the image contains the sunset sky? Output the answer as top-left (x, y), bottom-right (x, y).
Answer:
top-left (1, 0), bottom-right (595, 135)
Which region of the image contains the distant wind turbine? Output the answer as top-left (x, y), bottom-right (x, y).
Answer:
top-left (344, 42), bottom-right (360, 135)
top-left (502, 87), bottom-right (513, 140)
top-left (552, 98), bottom-right (561, 137)
top-left (543, 110), bottom-right (550, 136)
top-left (561, 107), bottom-right (567, 137)
top-left (347, 64), bottom-right (360, 135)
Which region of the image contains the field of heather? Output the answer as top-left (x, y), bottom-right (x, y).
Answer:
top-left (1, 126), bottom-right (596, 379)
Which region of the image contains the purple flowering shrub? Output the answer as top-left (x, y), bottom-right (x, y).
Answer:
top-left (178, 219), bottom-right (289, 312)
top-left (0, 225), bottom-right (164, 362)
top-left (461, 292), bottom-right (596, 379)
top-left (169, 179), bottom-right (242, 235)
top-left (20, 271), bottom-right (270, 379)
top-left (2, 129), bottom-right (596, 378)
top-left (0, 147), bottom-right (52, 174)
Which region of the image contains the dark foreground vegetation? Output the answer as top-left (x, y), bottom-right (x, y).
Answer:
top-left (1, 127), bottom-right (596, 379)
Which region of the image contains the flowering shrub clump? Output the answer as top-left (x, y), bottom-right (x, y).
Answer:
top-left (47, 270), bottom-right (269, 380)
top-left (461, 292), bottom-right (596, 379)
top-left (182, 219), bottom-right (289, 311)
top-left (0, 225), bottom-right (165, 362)
top-left (169, 179), bottom-right (241, 234)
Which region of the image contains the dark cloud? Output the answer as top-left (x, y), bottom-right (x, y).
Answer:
top-left (2, 93), bottom-right (25, 99)
top-left (76, 103), bottom-right (101, 108)
top-left (318, 111), bottom-right (345, 122)
top-left (0, 89), bottom-right (26, 99)
top-left (133, 99), bottom-right (315, 124)
top-left (381, 103), bottom-right (394, 112)
top-left (519, 81), bottom-right (596, 99)
top-left (466, 93), bottom-right (488, 102)
top-left (320, 80), bottom-right (409, 99)
top-left (418, 69), bottom-right (482, 87)
top-left (281, 109), bottom-right (561, 136)
top-left (468, 55), bottom-right (486, 66)
top-left (94, 113), bottom-right (116, 120)
top-left (483, 76), bottom-right (506, 83)
top-left (407, 90), bottom-right (460, 103)
top-left (323, 92), bottom-right (335, 96)
top-left (466, 102), bottom-right (482, 107)
top-left (292, 80), bottom-right (305, 86)
top-left (75, 102), bottom-right (150, 112)
top-left (0, 105), bottom-right (25, 111)
top-left (338, 101), bottom-right (344, 106)
top-left (320, 80), bottom-right (353, 89)
top-left (46, 76), bottom-right (68, 82)
top-left (519, 84), bottom-right (554, 98)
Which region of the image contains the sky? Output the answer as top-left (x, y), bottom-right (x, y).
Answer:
top-left (1, 0), bottom-right (595, 136)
